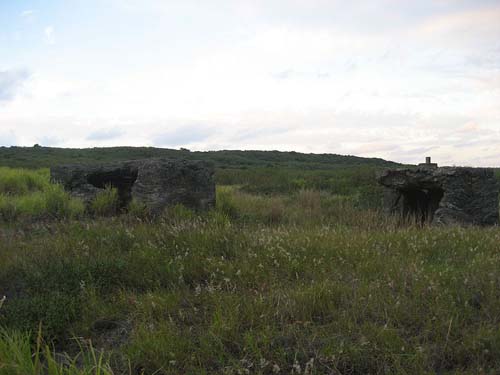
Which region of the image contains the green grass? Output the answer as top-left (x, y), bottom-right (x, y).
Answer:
top-left (0, 167), bottom-right (49, 196)
top-left (0, 168), bottom-right (85, 221)
top-left (1, 166), bottom-right (500, 374)
top-left (90, 186), bottom-right (120, 216)
top-left (0, 146), bottom-right (399, 170)
top-left (0, 327), bottom-right (115, 375)
top-left (2, 216), bottom-right (500, 373)
top-left (217, 186), bottom-right (388, 227)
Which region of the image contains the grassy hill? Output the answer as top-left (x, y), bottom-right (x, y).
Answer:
top-left (0, 145), bottom-right (400, 170)
top-left (0, 146), bottom-right (403, 202)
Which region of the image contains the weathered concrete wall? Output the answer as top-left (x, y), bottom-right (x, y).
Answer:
top-left (131, 159), bottom-right (215, 212)
top-left (378, 167), bottom-right (499, 226)
top-left (51, 158), bottom-right (215, 213)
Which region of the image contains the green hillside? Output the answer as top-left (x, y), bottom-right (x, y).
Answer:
top-left (0, 145), bottom-right (400, 170)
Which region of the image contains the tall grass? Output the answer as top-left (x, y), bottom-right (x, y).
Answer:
top-left (0, 168), bottom-right (84, 221)
top-left (0, 327), bottom-right (116, 375)
top-left (90, 185), bottom-right (120, 216)
top-left (215, 186), bottom-right (397, 228)
top-left (0, 185), bottom-right (84, 221)
top-left (1, 215), bottom-right (498, 373)
top-left (0, 167), bottom-right (49, 196)
top-left (1, 169), bottom-right (500, 373)
top-left (0, 190), bottom-right (84, 221)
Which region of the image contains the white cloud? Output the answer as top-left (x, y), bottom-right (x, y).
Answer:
top-left (21, 9), bottom-right (35, 19)
top-left (0, 69), bottom-right (31, 102)
top-left (86, 128), bottom-right (125, 141)
top-left (44, 26), bottom-right (55, 44)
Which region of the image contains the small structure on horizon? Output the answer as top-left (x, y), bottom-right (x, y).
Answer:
top-left (418, 156), bottom-right (438, 168)
top-left (51, 158), bottom-right (215, 214)
top-left (378, 158), bottom-right (499, 226)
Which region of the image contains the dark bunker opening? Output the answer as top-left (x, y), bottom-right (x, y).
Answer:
top-left (400, 188), bottom-right (444, 224)
top-left (87, 167), bottom-right (138, 209)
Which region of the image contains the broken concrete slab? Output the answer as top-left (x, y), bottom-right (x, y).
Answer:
top-left (378, 166), bottom-right (499, 226)
top-left (51, 158), bottom-right (215, 213)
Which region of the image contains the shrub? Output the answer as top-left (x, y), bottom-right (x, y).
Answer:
top-left (91, 185), bottom-right (119, 216)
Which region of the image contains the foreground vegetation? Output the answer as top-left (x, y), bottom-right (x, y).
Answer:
top-left (1, 165), bottom-right (500, 374)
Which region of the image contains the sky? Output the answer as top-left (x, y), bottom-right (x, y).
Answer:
top-left (1, 0), bottom-right (499, 166)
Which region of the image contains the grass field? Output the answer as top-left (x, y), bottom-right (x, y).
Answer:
top-left (1, 165), bottom-right (500, 374)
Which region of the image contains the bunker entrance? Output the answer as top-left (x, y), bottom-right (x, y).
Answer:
top-left (87, 168), bottom-right (138, 209)
top-left (401, 188), bottom-right (444, 224)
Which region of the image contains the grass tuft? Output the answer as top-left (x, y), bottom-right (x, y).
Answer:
top-left (0, 167), bottom-right (49, 196)
top-left (0, 327), bottom-right (116, 375)
top-left (90, 185), bottom-right (120, 216)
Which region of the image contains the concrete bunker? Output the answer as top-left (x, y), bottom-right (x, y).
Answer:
top-left (379, 158), bottom-right (499, 226)
top-left (51, 159), bottom-right (216, 214)
top-left (398, 187), bottom-right (444, 224)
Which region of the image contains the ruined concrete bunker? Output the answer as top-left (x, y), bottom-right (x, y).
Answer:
top-left (378, 159), bottom-right (499, 226)
top-left (51, 158), bottom-right (216, 213)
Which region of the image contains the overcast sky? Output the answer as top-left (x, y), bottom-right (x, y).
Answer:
top-left (1, 0), bottom-right (499, 166)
